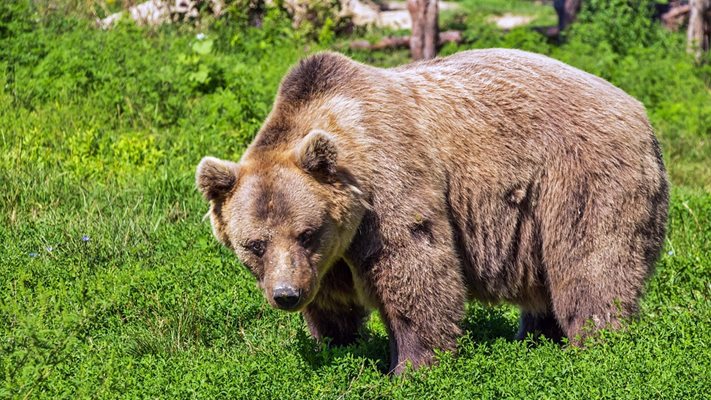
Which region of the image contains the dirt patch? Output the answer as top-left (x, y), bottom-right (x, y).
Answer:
top-left (487, 13), bottom-right (534, 30)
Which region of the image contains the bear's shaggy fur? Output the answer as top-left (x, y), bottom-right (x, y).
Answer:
top-left (196, 49), bottom-right (668, 373)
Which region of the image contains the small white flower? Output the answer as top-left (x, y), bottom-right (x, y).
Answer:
top-left (46, 246), bottom-right (53, 252)
top-left (667, 250), bottom-right (674, 256)
top-left (196, 33), bottom-right (206, 40)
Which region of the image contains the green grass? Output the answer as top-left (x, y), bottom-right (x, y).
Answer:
top-left (1, 0), bottom-right (710, 398)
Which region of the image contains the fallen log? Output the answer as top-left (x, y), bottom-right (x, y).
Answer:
top-left (661, 3), bottom-right (690, 31)
top-left (349, 30), bottom-right (462, 50)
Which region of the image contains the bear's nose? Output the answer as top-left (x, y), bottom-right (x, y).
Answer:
top-left (273, 286), bottom-right (301, 309)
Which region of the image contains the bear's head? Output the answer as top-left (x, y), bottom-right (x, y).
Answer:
top-left (196, 130), bottom-right (368, 311)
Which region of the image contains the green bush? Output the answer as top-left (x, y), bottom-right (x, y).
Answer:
top-left (566, 0), bottom-right (661, 54)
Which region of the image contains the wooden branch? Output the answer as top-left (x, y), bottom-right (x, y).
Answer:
top-left (349, 30), bottom-right (462, 50)
top-left (661, 4), bottom-right (690, 31)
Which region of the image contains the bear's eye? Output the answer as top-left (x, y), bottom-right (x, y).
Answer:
top-left (245, 240), bottom-right (266, 257)
top-left (297, 229), bottom-right (316, 248)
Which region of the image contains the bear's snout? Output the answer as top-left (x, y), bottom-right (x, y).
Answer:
top-left (261, 245), bottom-right (320, 312)
top-left (272, 285), bottom-right (302, 310)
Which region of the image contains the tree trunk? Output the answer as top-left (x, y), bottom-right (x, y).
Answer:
top-left (553, 0), bottom-right (582, 33)
top-left (408, 0), bottom-right (439, 60)
top-left (688, 0), bottom-right (711, 60)
top-left (423, 0), bottom-right (438, 59)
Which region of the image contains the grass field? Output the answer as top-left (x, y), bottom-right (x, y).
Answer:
top-left (1, 0), bottom-right (710, 398)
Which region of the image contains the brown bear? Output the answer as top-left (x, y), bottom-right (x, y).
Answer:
top-left (196, 49), bottom-right (669, 374)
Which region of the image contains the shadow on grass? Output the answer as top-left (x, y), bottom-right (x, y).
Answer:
top-left (295, 327), bottom-right (391, 373)
top-left (461, 305), bottom-right (520, 344)
top-left (295, 305), bottom-right (522, 373)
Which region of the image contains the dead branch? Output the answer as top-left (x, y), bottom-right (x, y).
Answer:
top-left (349, 30), bottom-right (461, 51)
top-left (661, 4), bottom-right (690, 31)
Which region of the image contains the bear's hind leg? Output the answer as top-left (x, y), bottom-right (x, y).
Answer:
top-left (548, 278), bottom-right (630, 344)
top-left (539, 169), bottom-right (660, 343)
top-left (516, 310), bottom-right (564, 343)
top-left (546, 252), bottom-right (643, 344)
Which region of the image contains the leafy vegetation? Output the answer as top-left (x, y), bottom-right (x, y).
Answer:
top-left (1, 0), bottom-right (710, 398)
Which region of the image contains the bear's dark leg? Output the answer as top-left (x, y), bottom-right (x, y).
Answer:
top-left (303, 301), bottom-right (368, 346)
top-left (301, 259), bottom-right (368, 346)
top-left (516, 311), bottom-right (564, 343)
top-left (378, 285), bottom-right (464, 374)
top-left (364, 244), bottom-right (466, 374)
top-left (538, 169), bottom-right (663, 343)
top-left (547, 280), bottom-right (631, 345)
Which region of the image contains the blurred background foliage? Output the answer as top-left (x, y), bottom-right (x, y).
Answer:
top-left (2, 0), bottom-right (709, 188)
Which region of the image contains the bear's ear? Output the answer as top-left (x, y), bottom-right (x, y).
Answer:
top-left (196, 156), bottom-right (239, 201)
top-left (295, 129), bottom-right (338, 177)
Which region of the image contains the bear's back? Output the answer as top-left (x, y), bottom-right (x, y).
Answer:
top-left (381, 49), bottom-right (655, 182)
top-left (391, 49), bottom-right (648, 140)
